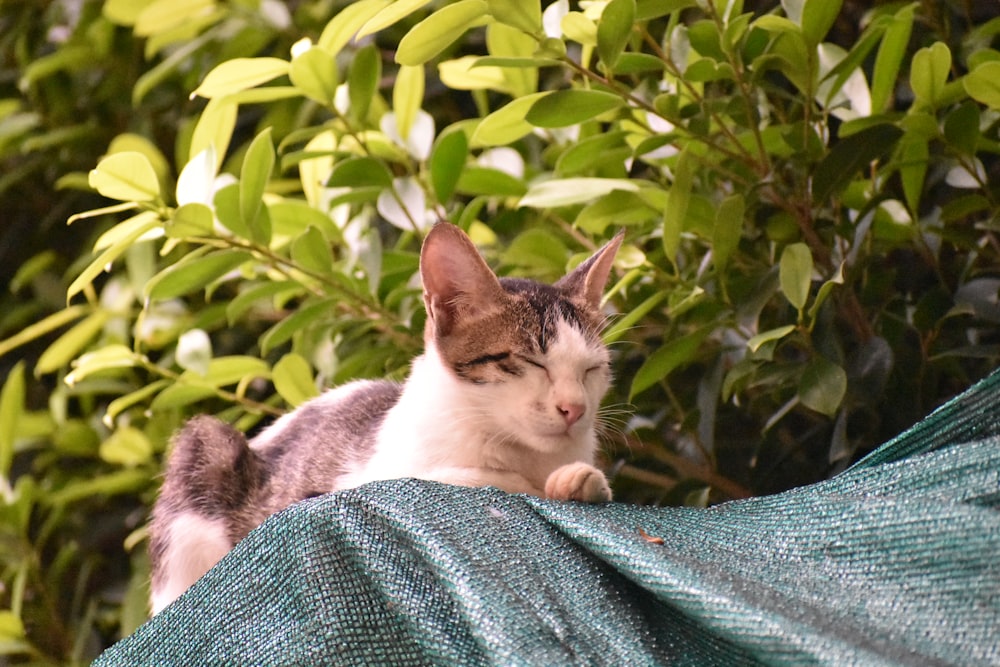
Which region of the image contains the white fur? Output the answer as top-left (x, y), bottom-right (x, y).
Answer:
top-left (341, 319), bottom-right (610, 495)
top-left (150, 512), bottom-right (232, 615)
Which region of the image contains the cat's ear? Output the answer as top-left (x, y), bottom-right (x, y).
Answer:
top-left (556, 231), bottom-right (623, 311)
top-left (420, 223), bottom-right (506, 337)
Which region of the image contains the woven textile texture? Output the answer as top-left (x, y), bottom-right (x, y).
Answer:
top-left (96, 371), bottom-right (1000, 666)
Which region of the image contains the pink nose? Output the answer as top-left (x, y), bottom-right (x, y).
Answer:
top-left (558, 402), bottom-right (585, 427)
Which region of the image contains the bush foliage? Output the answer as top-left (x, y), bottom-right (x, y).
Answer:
top-left (2, 0), bottom-right (1000, 661)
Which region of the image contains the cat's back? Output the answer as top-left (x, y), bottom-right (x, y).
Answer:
top-left (252, 380), bottom-right (401, 451)
top-left (249, 379), bottom-right (402, 504)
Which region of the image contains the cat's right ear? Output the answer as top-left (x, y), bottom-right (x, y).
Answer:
top-left (420, 223), bottom-right (505, 337)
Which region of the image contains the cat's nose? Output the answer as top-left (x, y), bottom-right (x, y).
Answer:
top-left (557, 402), bottom-right (585, 427)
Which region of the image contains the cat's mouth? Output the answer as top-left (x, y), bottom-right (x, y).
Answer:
top-left (531, 421), bottom-right (588, 445)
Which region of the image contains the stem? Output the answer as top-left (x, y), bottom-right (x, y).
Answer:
top-left (703, 0), bottom-right (772, 176)
top-left (637, 26), bottom-right (763, 170)
top-left (194, 235), bottom-right (411, 345)
top-left (137, 358), bottom-right (285, 418)
top-left (330, 105), bottom-right (426, 238)
top-left (623, 435), bottom-right (754, 500)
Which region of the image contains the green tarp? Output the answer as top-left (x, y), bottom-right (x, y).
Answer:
top-left (96, 371), bottom-right (1000, 666)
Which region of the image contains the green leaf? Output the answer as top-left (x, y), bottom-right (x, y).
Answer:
top-left (89, 152), bottom-right (161, 202)
top-left (502, 228), bottom-right (568, 275)
top-left (562, 12), bottom-right (597, 46)
top-left (270, 201), bottom-right (342, 243)
top-left (103, 0), bottom-right (156, 24)
top-left (261, 299), bottom-right (337, 355)
top-left (327, 156), bottom-right (394, 189)
top-left (134, 0), bottom-right (214, 37)
top-left (471, 56), bottom-right (560, 69)
top-left (576, 190), bottom-right (658, 234)
top-left (291, 227), bottom-right (335, 276)
top-left (145, 250), bottom-right (253, 301)
top-left (943, 102), bottom-right (980, 156)
top-left (197, 356), bottom-right (271, 387)
top-left (100, 426), bottom-right (154, 467)
top-left (712, 193), bottom-right (744, 274)
top-left (167, 202), bottom-right (214, 238)
top-left (0, 306), bottom-right (89, 360)
top-left (35, 311), bottom-right (109, 376)
top-left (746, 325), bottom-right (797, 352)
top-left (213, 182), bottom-right (249, 239)
top-left (440, 56), bottom-right (512, 91)
top-left (357, 0), bottom-right (432, 39)
top-left (429, 128), bottom-right (468, 202)
top-left (798, 355), bottom-right (847, 416)
top-left (108, 133), bottom-right (171, 187)
top-left (519, 177), bottom-right (639, 208)
top-left (486, 22), bottom-right (538, 98)
top-left (319, 0), bottom-right (393, 55)
top-left (67, 212), bottom-right (160, 300)
top-left (807, 262), bottom-right (845, 320)
top-left (348, 44), bottom-right (381, 122)
top-left (67, 201), bottom-right (139, 226)
top-left (393, 64), bottom-right (425, 140)
top-left (964, 61), bottom-right (1000, 110)
top-left (455, 167), bottom-right (527, 197)
top-left (93, 207), bottom-right (162, 251)
top-left (103, 380), bottom-right (171, 428)
top-left (65, 345), bottom-right (141, 386)
top-left (800, 0), bottom-right (842, 46)
top-left (0, 362), bottom-right (25, 481)
top-left (555, 130), bottom-right (629, 175)
top-left (525, 90), bottom-right (624, 128)
top-left (910, 42), bottom-right (951, 109)
top-left (395, 0), bottom-right (491, 66)
top-left (897, 134), bottom-right (928, 216)
top-left (870, 4), bottom-right (913, 113)
top-left (192, 57), bottom-right (290, 99)
top-left (636, 0), bottom-right (696, 19)
top-left (486, 0), bottom-right (541, 34)
top-left (630, 328), bottom-right (710, 399)
top-left (471, 92), bottom-right (547, 147)
top-left (779, 242), bottom-right (812, 311)
top-left (189, 97), bottom-right (237, 164)
top-left (240, 128), bottom-right (275, 244)
top-left (45, 469), bottom-right (150, 505)
top-left (811, 123), bottom-right (903, 203)
top-left (603, 291), bottom-right (668, 343)
top-left (226, 281), bottom-right (303, 326)
top-left (150, 384), bottom-right (217, 411)
top-left (597, 0), bottom-right (635, 70)
top-left (614, 53), bottom-right (667, 74)
top-left (663, 149), bottom-right (694, 263)
top-left (290, 46), bottom-right (339, 104)
top-left (273, 353), bottom-right (320, 407)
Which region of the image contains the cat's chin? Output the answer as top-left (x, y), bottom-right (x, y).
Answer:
top-left (519, 427), bottom-right (591, 454)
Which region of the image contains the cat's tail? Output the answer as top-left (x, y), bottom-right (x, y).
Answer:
top-left (148, 416), bottom-right (264, 615)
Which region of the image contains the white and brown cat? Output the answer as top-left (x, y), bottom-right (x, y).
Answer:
top-left (148, 222), bottom-right (623, 614)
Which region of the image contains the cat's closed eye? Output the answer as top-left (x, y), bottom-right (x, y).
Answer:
top-left (518, 355), bottom-right (548, 372)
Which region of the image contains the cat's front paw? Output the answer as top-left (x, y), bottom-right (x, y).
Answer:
top-left (544, 462), bottom-right (612, 503)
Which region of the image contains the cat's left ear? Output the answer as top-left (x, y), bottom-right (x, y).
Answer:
top-left (555, 231), bottom-right (624, 311)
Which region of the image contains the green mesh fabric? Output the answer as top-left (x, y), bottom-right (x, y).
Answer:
top-left (96, 371), bottom-right (1000, 666)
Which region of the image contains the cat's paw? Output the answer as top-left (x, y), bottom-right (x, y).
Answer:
top-left (544, 462), bottom-right (612, 503)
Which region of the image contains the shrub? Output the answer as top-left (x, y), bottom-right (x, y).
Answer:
top-left (2, 0), bottom-right (999, 660)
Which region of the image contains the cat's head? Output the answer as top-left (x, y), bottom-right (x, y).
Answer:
top-left (419, 223), bottom-right (622, 454)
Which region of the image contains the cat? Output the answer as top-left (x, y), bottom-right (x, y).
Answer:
top-left (148, 222), bottom-right (623, 614)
